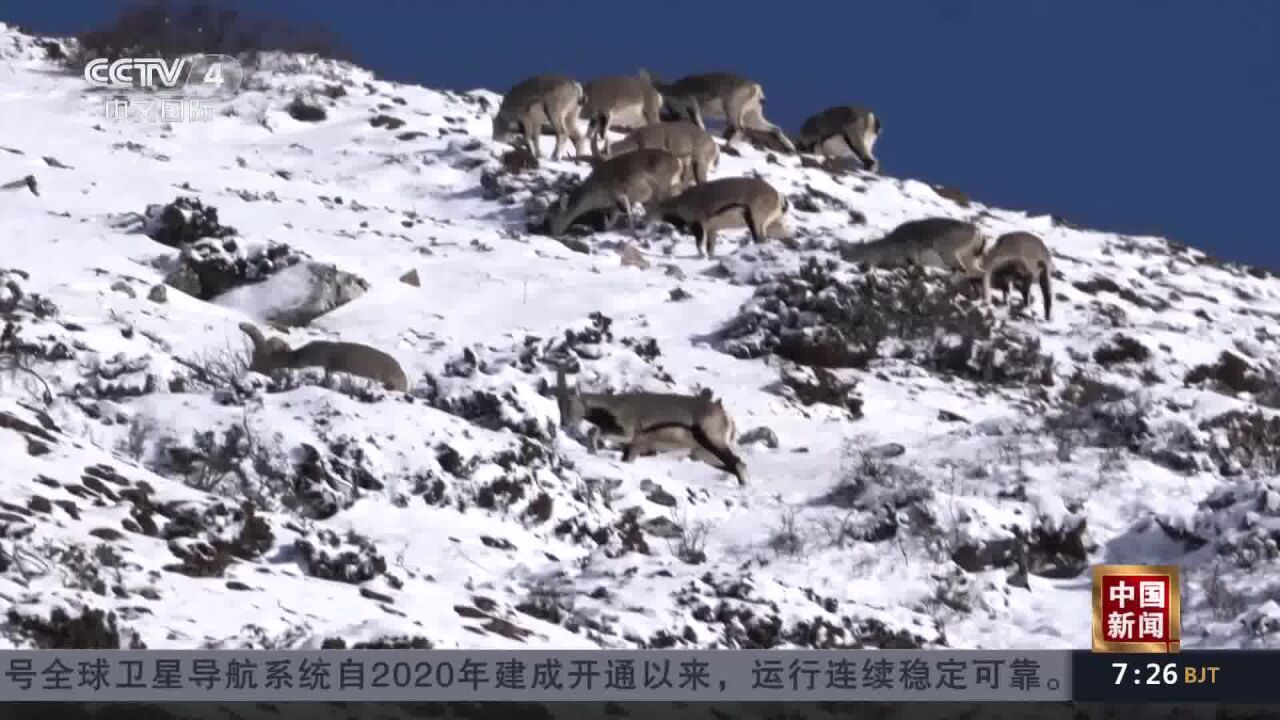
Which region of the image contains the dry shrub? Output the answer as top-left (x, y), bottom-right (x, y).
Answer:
top-left (65, 1), bottom-right (350, 72)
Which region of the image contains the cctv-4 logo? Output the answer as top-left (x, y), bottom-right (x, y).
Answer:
top-left (84, 54), bottom-right (244, 99)
top-left (182, 54), bottom-right (244, 99)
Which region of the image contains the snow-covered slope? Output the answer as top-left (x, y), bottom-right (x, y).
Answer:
top-left (3, 23), bottom-right (1280, 650)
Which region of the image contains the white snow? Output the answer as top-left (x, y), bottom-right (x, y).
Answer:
top-left (2, 23), bottom-right (1279, 650)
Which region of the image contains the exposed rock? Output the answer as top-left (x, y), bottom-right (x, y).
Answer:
top-left (286, 96), bottom-right (327, 122)
top-left (501, 147), bottom-right (538, 173)
top-left (738, 426), bottom-right (779, 449)
top-left (619, 244), bottom-right (650, 269)
top-left (359, 586), bottom-right (395, 603)
top-left (0, 270), bottom-right (23, 313)
top-left (110, 280), bottom-right (136, 298)
top-left (640, 480), bottom-right (678, 508)
top-left (136, 196), bottom-right (238, 249)
top-left (931, 184), bottom-right (971, 207)
top-left (162, 236), bottom-right (304, 301)
top-left (369, 114), bottom-right (405, 130)
top-left (294, 528), bottom-right (387, 584)
top-left (952, 536), bottom-right (1019, 573)
top-left (164, 538), bottom-right (233, 577)
top-left (1093, 334), bottom-right (1152, 367)
top-left (213, 260), bottom-right (369, 327)
top-left (779, 365), bottom-right (864, 418)
top-left (642, 516), bottom-right (684, 540)
top-left (0, 174), bottom-right (39, 196)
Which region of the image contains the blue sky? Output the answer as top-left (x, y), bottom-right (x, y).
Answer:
top-left (8, 0), bottom-right (1278, 268)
